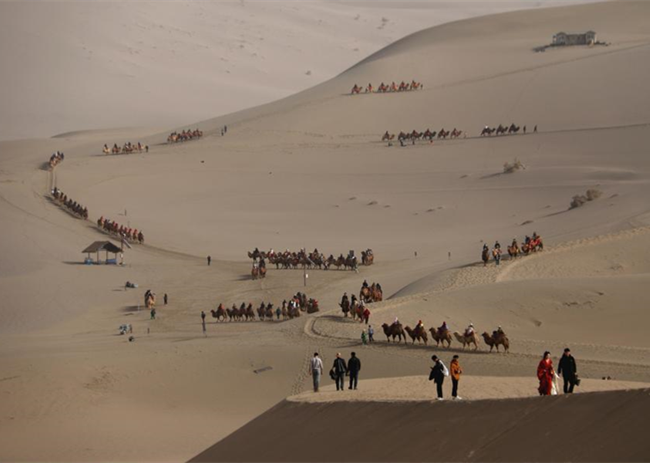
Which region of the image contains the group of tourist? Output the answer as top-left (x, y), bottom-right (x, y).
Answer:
top-left (97, 216), bottom-right (144, 244)
top-left (482, 232), bottom-right (544, 266)
top-left (309, 351), bottom-right (362, 392)
top-left (340, 292), bottom-right (372, 323)
top-left (102, 142), bottom-right (148, 155)
top-left (167, 128), bottom-right (203, 143)
top-left (481, 123), bottom-right (536, 136)
top-left (51, 187), bottom-right (88, 219)
top-left (48, 151), bottom-right (64, 168)
top-left (351, 80), bottom-right (423, 94)
top-left (309, 348), bottom-right (579, 400)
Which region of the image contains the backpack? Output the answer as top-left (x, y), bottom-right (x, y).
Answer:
top-left (441, 361), bottom-right (449, 377)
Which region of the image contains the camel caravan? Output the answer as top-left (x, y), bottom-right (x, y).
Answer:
top-left (339, 292), bottom-right (372, 323)
top-left (247, 248), bottom-right (374, 271)
top-left (102, 142), bottom-right (148, 155)
top-left (481, 232), bottom-right (544, 267)
top-left (380, 319), bottom-right (510, 352)
top-left (382, 128), bottom-right (465, 146)
top-left (48, 151), bottom-right (64, 169)
top-left (351, 80), bottom-right (423, 95)
top-left (210, 292), bottom-right (319, 322)
top-left (480, 123), bottom-right (536, 137)
top-left (50, 187), bottom-right (88, 219)
top-left (167, 128), bottom-right (203, 143)
top-left (97, 216), bottom-right (144, 244)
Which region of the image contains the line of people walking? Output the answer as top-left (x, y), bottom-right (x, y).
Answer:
top-left (310, 352), bottom-right (362, 392)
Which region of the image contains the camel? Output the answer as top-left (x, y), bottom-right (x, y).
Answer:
top-left (482, 248), bottom-right (490, 267)
top-left (429, 327), bottom-right (452, 348)
top-left (405, 326), bottom-right (428, 345)
top-left (481, 127), bottom-right (496, 137)
top-left (306, 299), bottom-right (319, 314)
top-left (340, 298), bottom-right (350, 317)
top-left (145, 294), bottom-right (155, 309)
top-left (437, 128), bottom-right (450, 139)
top-left (381, 131), bottom-right (395, 142)
top-left (382, 322), bottom-right (407, 344)
top-left (508, 243), bottom-right (520, 259)
top-left (211, 304), bottom-right (227, 322)
top-left (351, 84), bottom-right (361, 95)
top-left (453, 331), bottom-right (479, 350)
top-left (482, 331), bottom-right (510, 352)
top-left (361, 249), bottom-right (374, 266)
top-left (496, 124), bottom-right (508, 136)
top-left (508, 123), bottom-right (520, 134)
top-left (450, 128), bottom-right (463, 139)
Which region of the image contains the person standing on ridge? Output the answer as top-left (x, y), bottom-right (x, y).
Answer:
top-left (558, 348), bottom-right (578, 394)
top-left (347, 352), bottom-right (361, 390)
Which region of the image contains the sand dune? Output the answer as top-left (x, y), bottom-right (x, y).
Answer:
top-left (0, 0), bottom-right (592, 141)
top-left (191, 388), bottom-right (650, 462)
top-left (1, 1), bottom-right (649, 462)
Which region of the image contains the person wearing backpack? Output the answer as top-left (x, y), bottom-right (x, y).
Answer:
top-left (429, 355), bottom-right (448, 400)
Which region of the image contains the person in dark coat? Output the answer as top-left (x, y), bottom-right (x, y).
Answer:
top-left (332, 353), bottom-right (347, 391)
top-left (347, 352), bottom-right (361, 390)
top-left (557, 347), bottom-right (578, 394)
top-left (429, 355), bottom-right (446, 400)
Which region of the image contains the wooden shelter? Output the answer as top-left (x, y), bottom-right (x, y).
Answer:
top-left (82, 241), bottom-right (123, 265)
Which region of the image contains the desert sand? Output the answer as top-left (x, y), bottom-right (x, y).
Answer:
top-left (1, 0), bottom-right (650, 462)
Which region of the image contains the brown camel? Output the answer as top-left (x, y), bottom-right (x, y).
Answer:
top-left (429, 327), bottom-right (452, 348)
top-left (405, 326), bottom-right (428, 345)
top-left (210, 304), bottom-right (227, 322)
top-left (482, 331), bottom-right (510, 352)
top-left (382, 322), bottom-right (407, 344)
top-left (453, 331), bottom-right (479, 350)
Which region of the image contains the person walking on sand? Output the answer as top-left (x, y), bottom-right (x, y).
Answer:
top-left (450, 355), bottom-right (463, 400)
top-left (368, 325), bottom-right (374, 343)
top-left (558, 348), bottom-right (578, 394)
top-left (347, 352), bottom-right (361, 390)
top-left (150, 308), bottom-right (156, 320)
top-left (537, 351), bottom-right (555, 396)
top-left (429, 355), bottom-right (448, 400)
top-left (207, 255), bottom-right (211, 266)
top-left (309, 352), bottom-right (323, 392)
top-left (201, 311), bottom-right (206, 333)
top-left (361, 330), bottom-right (367, 345)
top-left (332, 353), bottom-right (347, 391)
top-left (164, 293), bottom-right (168, 305)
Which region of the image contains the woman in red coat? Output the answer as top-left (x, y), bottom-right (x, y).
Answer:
top-left (537, 351), bottom-right (555, 396)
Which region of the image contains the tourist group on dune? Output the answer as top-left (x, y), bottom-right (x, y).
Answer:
top-left (309, 348), bottom-right (579, 400)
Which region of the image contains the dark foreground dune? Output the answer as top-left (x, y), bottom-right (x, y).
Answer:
top-left (190, 388), bottom-right (650, 462)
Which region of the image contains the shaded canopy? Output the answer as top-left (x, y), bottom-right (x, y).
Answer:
top-left (82, 241), bottom-right (122, 254)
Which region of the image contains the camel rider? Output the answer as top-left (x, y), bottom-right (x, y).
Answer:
top-left (362, 280), bottom-right (369, 289)
top-left (493, 326), bottom-right (504, 338)
top-left (494, 241), bottom-right (501, 250)
top-left (376, 283), bottom-right (383, 292)
top-left (525, 235), bottom-right (531, 245)
top-left (465, 323), bottom-right (474, 337)
top-left (341, 293), bottom-right (349, 306)
top-left (438, 321), bottom-right (448, 335)
top-left (416, 320), bottom-right (425, 333)
top-left (351, 294), bottom-right (357, 304)
top-left (533, 232), bottom-right (538, 240)
top-left (512, 238), bottom-right (518, 247)
top-left (483, 243), bottom-right (489, 252)
top-left (392, 317), bottom-right (399, 327)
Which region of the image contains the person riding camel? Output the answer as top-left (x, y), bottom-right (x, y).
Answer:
top-left (362, 280), bottom-right (369, 289)
top-left (483, 243), bottom-right (489, 252)
top-left (416, 319), bottom-right (425, 334)
top-left (494, 241), bottom-right (501, 250)
top-left (512, 238), bottom-right (518, 247)
top-left (392, 316), bottom-right (399, 327)
top-left (465, 323), bottom-right (474, 337)
top-left (438, 321), bottom-right (448, 336)
top-left (492, 326), bottom-right (504, 338)
top-left (341, 293), bottom-right (349, 306)
top-left (376, 283), bottom-right (383, 292)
